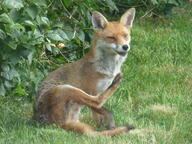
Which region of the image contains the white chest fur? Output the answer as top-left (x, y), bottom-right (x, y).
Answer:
top-left (96, 76), bottom-right (114, 94)
top-left (95, 49), bottom-right (127, 94)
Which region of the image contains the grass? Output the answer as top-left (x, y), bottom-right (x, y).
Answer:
top-left (0, 5), bottom-right (192, 144)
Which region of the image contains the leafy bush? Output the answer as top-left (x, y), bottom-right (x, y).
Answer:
top-left (0, 0), bottom-right (118, 98)
top-left (0, 0), bottom-right (188, 98)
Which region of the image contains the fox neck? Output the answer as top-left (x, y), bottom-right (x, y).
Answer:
top-left (88, 37), bottom-right (127, 77)
top-left (95, 48), bottom-right (126, 76)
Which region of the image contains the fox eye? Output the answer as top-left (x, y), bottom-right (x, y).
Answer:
top-left (106, 36), bottom-right (116, 41)
top-left (123, 34), bottom-right (128, 39)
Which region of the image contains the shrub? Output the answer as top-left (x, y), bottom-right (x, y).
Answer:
top-left (0, 0), bottom-right (118, 98)
top-left (114, 0), bottom-right (188, 16)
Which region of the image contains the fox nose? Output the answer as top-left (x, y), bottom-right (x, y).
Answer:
top-left (122, 45), bottom-right (129, 51)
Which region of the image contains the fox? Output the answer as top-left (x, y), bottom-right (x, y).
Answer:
top-left (33, 8), bottom-right (136, 136)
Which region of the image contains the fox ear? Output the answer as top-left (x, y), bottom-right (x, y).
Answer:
top-left (120, 8), bottom-right (135, 28)
top-left (92, 11), bottom-right (108, 30)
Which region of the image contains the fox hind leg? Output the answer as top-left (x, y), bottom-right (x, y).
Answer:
top-left (60, 121), bottom-right (134, 136)
top-left (92, 106), bottom-right (115, 130)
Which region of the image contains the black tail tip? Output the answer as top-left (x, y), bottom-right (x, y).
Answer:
top-left (126, 125), bottom-right (135, 131)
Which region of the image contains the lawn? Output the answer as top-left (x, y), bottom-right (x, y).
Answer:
top-left (0, 5), bottom-right (192, 144)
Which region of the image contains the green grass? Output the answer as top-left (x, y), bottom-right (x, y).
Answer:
top-left (1, 6), bottom-right (192, 144)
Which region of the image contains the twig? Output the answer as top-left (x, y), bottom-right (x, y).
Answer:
top-left (48, 0), bottom-right (54, 8)
top-left (139, 7), bottom-right (157, 19)
top-left (59, 0), bottom-right (79, 23)
top-left (59, 0), bottom-right (72, 18)
top-left (116, 3), bottom-right (144, 8)
top-left (59, 27), bottom-right (92, 32)
top-left (58, 49), bottom-right (71, 63)
top-left (62, 46), bottom-right (89, 54)
top-left (141, 0), bottom-right (148, 9)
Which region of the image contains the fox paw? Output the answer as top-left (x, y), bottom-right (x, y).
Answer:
top-left (108, 73), bottom-right (123, 89)
top-left (126, 125), bottom-right (135, 131)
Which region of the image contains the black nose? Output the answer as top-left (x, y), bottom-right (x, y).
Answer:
top-left (122, 45), bottom-right (129, 51)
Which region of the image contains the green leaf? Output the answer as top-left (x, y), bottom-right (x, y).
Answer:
top-left (47, 30), bottom-right (64, 41)
top-left (24, 20), bottom-right (36, 30)
top-left (45, 43), bottom-right (52, 52)
top-left (9, 9), bottom-right (22, 22)
top-left (15, 86), bottom-right (24, 96)
top-left (77, 30), bottom-right (85, 41)
top-left (24, 20), bottom-right (35, 26)
top-left (56, 29), bottom-right (69, 40)
top-left (25, 5), bottom-right (39, 19)
top-left (4, 80), bottom-right (14, 88)
top-left (2, 68), bottom-right (19, 80)
top-left (40, 17), bottom-right (49, 25)
top-left (33, 29), bottom-right (42, 39)
top-left (10, 68), bottom-right (19, 78)
top-left (63, 26), bottom-right (74, 40)
top-left (3, 0), bottom-right (24, 9)
top-left (7, 41), bottom-right (17, 49)
top-left (0, 29), bottom-right (6, 39)
top-left (52, 47), bottom-right (60, 55)
top-left (105, 0), bottom-right (118, 10)
top-left (47, 33), bottom-right (63, 41)
top-left (27, 51), bottom-right (34, 64)
top-left (10, 23), bottom-right (25, 32)
top-left (167, 0), bottom-right (179, 5)
top-left (33, 29), bottom-right (44, 43)
top-left (0, 13), bottom-right (14, 24)
top-left (63, 0), bottom-right (72, 7)
top-left (0, 84), bottom-right (6, 96)
top-left (6, 23), bottom-right (25, 39)
top-left (32, 0), bottom-right (47, 7)
top-left (36, 16), bottom-right (50, 26)
top-left (1, 64), bottom-right (10, 72)
top-left (53, 22), bottom-right (64, 28)
top-left (151, 0), bottom-right (158, 5)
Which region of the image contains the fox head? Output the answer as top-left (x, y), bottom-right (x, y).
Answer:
top-left (92, 8), bottom-right (135, 56)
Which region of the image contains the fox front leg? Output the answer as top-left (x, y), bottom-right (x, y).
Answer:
top-left (92, 73), bottom-right (123, 129)
top-left (108, 73), bottom-right (123, 89)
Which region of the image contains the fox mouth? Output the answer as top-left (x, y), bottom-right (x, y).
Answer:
top-left (114, 51), bottom-right (127, 56)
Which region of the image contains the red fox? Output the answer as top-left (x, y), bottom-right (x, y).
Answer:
top-left (33, 8), bottom-right (136, 136)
